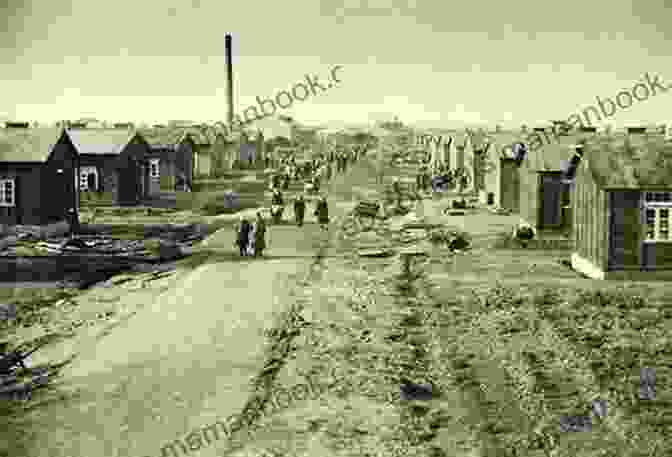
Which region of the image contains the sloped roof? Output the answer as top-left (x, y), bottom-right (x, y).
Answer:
top-left (67, 128), bottom-right (136, 155)
top-left (582, 134), bottom-right (672, 188)
top-left (139, 128), bottom-right (189, 148)
top-left (525, 133), bottom-right (587, 171)
top-left (0, 127), bottom-right (66, 162)
top-left (181, 126), bottom-right (213, 145)
top-left (488, 131), bottom-right (526, 158)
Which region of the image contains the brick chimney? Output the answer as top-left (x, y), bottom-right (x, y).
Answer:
top-left (225, 34), bottom-right (234, 127)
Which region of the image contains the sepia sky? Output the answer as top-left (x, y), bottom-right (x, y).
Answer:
top-left (1, 0), bottom-right (670, 128)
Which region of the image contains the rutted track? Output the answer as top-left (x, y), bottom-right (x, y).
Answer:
top-left (218, 241), bottom-right (330, 456)
top-left (217, 159), bottom-right (370, 456)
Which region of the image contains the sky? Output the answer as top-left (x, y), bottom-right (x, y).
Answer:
top-left (1, 0), bottom-right (671, 129)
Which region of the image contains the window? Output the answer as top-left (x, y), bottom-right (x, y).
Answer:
top-left (644, 192), bottom-right (672, 242)
top-left (645, 192), bottom-right (672, 203)
top-left (0, 179), bottom-right (15, 207)
top-left (149, 159), bottom-right (160, 178)
top-left (79, 167), bottom-right (97, 191)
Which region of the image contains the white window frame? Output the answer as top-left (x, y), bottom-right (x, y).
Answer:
top-left (0, 179), bottom-right (15, 207)
top-left (79, 166), bottom-right (98, 192)
top-left (643, 192), bottom-right (672, 242)
top-left (149, 158), bottom-right (160, 178)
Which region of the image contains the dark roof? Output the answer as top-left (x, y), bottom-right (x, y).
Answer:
top-left (0, 127), bottom-right (66, 162)
top-left (67, 129), bottom-right (136, 155)
top-left (528, 135), bottom-right (582, 171)
top-left (582, 134), bottom-right (672, 188)
top-left (181, 126), bottom-right (214, 145)
top-left (139, 128), bottom-right (189, 147)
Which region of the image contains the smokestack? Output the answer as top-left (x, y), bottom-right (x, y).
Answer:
top-left (225, 34), bottom-right (234, 128)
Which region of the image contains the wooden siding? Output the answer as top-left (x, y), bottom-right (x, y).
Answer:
top-left (518, 160), bottom-right (539, 228)
top-left (79, 157), bottom-right (119, 197)
top-left (195, 152), bottom-right (211, 178)
top-left (642, 243), bottom-right (672, 269)
top-left (116, 158), bottom-right (140, 205)
top-left (608, 190), bottom-right (641, 270)
top-left (573, 160), bottom-right (608, 270)
top-left (640, 188), bottom-right (672, 270)
top-left (41, 142), bottom-right (78, 224)
top-left (174, 142), bottom-right (194, 189)
top-left (0, 167), bottom-right (31, 225)
top-left (499, 158), bottom-right (520, 212)
top-left (0, 137), bottom-right (77, 226)
top-left (86, 136), bottom-right (149, 205)
top-left (473, 150), bottom-right (486, 191)
top-left (539, 173), bottom-right (563, 228)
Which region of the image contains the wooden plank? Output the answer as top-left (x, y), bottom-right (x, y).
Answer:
top-left (500, 159), bottom-right (520, 212)
top-left (574, 169), bottom-right (583, 256)
top-left (540, 174), bottom-right (563, 228)
top-left (608, 190), bottom-right (641, 269)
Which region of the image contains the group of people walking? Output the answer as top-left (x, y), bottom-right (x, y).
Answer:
top-left (235, 143), bottom-right (368, 258)
top-left (273, 143), bottom-right (366, 190)
top-left (235, 211), bottom-right (267, 257)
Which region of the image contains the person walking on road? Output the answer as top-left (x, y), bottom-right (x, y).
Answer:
top-left (247, 220), bottom-right (257, 256)
top-left (325, 162), bottom-right (332, 182)
top-left (271, 188), bottom-right (284, 206)
top-left (253, 211), bottom-right (267, 257)
top-left (314, 195), bottom-right (329, 230)
top-left (235, 216), bottom-right (252, 257)
top-left (392, 176), bottom-right (403, 208)
top-left (294, 194), bottom-right (306, 226)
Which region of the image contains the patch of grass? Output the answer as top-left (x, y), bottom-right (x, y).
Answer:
top-left (0, 287), bottom-right (79, 333)
top-left (434, 283), bottom-right (671, 456)
top-left (79, 191), bottom-right (114, 207)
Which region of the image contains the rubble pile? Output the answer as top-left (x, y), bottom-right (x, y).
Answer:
top-left (0, 223), bottom-right (209, 258)
top-left (341, 197), bottom-right (473, 259)
top-left (0, 341), bottom-right (56, 401)
top-left (427, 228), bottom-right (471, 251)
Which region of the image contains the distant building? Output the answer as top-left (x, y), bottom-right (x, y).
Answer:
top-left (572, 135), bottom-right (672, 279)
top-left (0, 128), bottom-right (78, 226)
top-left (67, 129), bottom-right (150, 205)
top-left (139, 128), bottom-right (196, 192)
top-left (485, 132), bottom-right (525, 211)
top-left (518, 135), bottom-right (584, 240)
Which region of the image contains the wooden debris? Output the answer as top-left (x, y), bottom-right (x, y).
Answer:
top-left (0, 303), bottom-right (17, 321)
top-left (358, 248), bottom-right (395, 258)
top-left (0, 343), bottom-right (43, 375)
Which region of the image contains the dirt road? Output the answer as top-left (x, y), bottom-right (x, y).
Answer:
top-left (16, 161), bottom-right (369, 457)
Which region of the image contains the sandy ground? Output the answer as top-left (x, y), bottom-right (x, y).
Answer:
top-left (10, 148), bottom-right (661, 457)
top-left (12, 160), bottom-right (366, 457)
